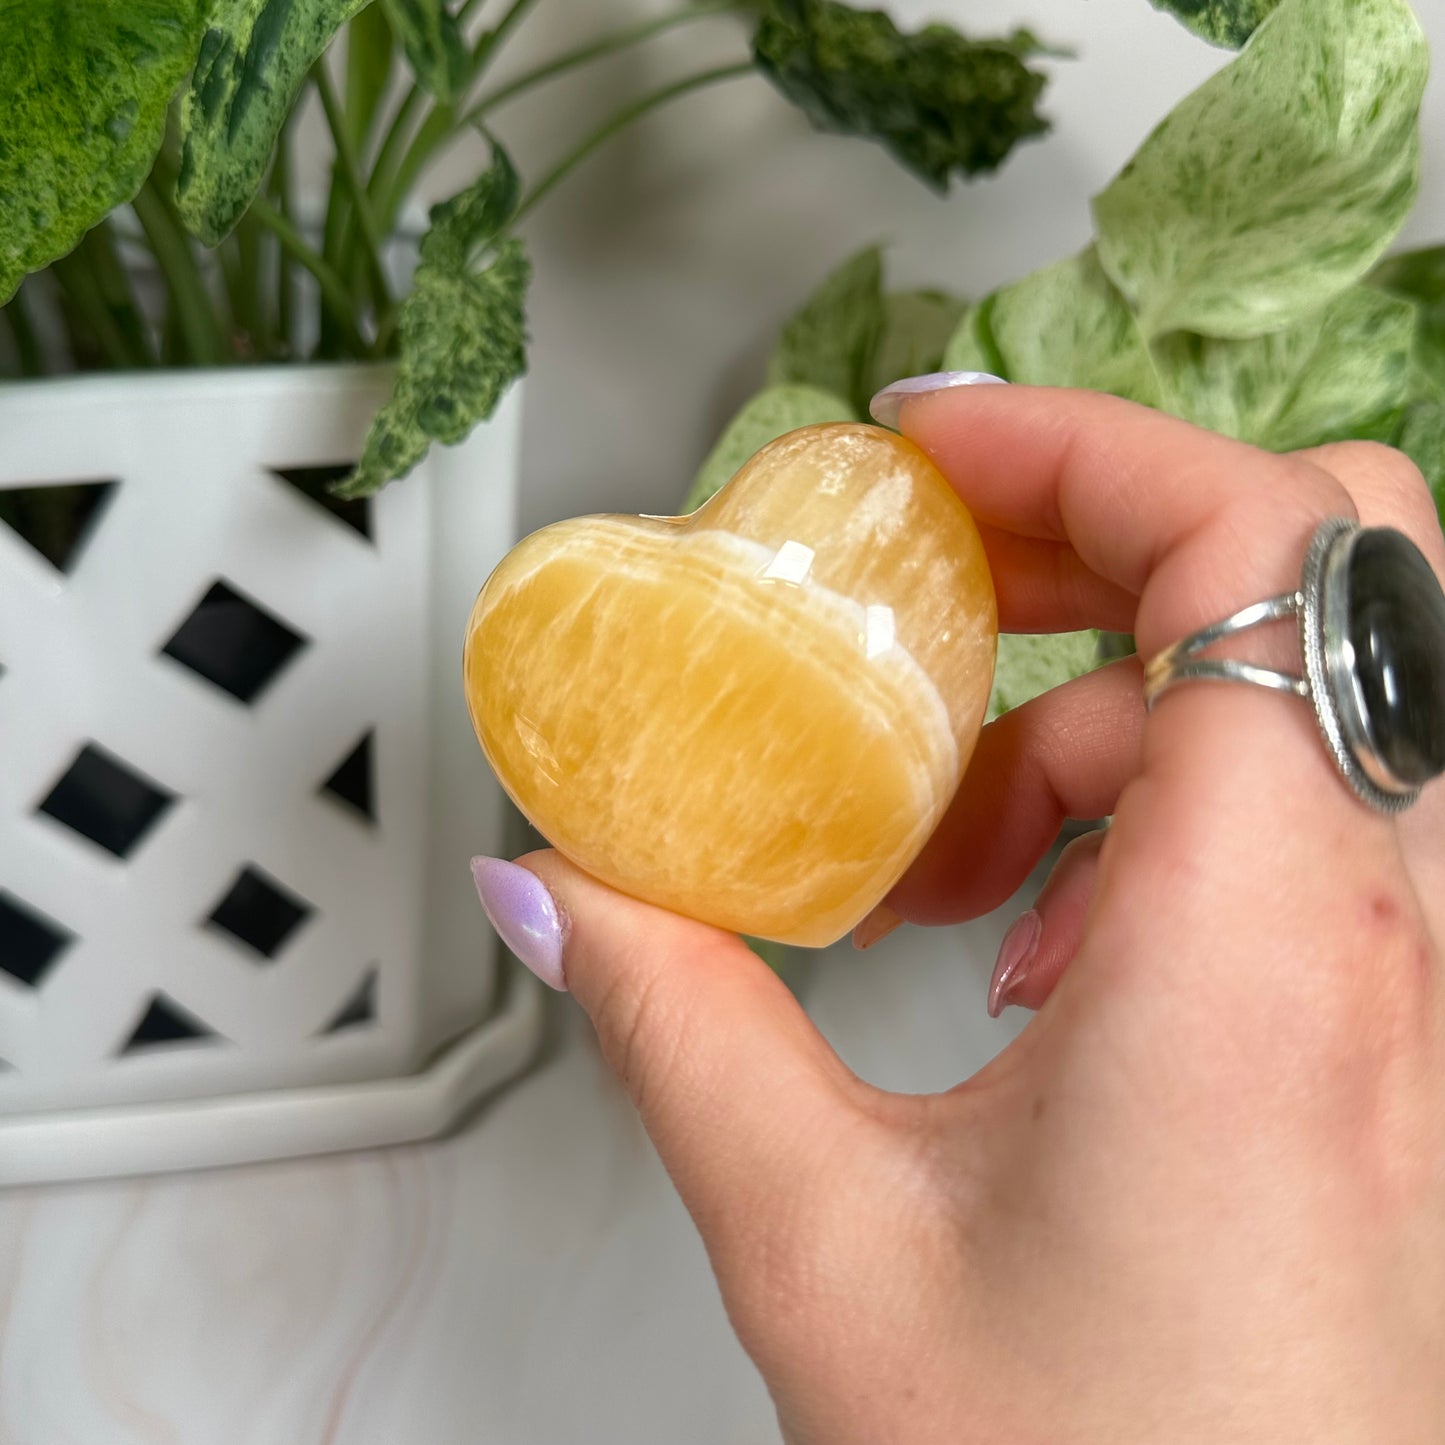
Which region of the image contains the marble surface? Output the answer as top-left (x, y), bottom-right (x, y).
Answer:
top-left (0, 911), bottom-right (1026, 1445)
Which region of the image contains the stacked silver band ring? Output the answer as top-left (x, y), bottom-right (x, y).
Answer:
top-left (1143, 517), bottom-right (1445, 814)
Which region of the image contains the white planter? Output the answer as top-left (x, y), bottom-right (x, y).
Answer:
top-left (0, 365), bottom-right (543, 1184)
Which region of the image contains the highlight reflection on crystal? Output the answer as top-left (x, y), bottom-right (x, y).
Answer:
top-left (464, 424), bottom-right (999, 946)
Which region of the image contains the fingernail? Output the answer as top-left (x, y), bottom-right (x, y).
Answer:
top-left (852, 902), bottom-right (905, 951)
top-left (988, 909), bottom-right (1041, 1018)
top-left (868, 371), bottom-right (1008, 430)
top-left (471, 857), bottom-right (569, 991)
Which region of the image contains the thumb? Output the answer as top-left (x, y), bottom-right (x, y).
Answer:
top-left (470, 852), bottom-right (864, 1238)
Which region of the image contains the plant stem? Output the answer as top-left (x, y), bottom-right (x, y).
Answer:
top-left (511, 61), bottom-right (752, 225)
top-left (84, 219), bottom-right (158, 365)
top-left (246, 195), bottom-right (370, 356)
top-left (472, 0), bottom-right (540, 64)
top-left (374, 1), bottom-right (741, 246)
top-left (370, 0), bottom-right (541, 228)
top-left (50, 252), bottom-right (136, 369)
top-left (464, 1), bottom-right (739, 126)
top-left (272, 124), bottom-right (296, 354)
top-left (2, 285), bottom-right (46, 377)
top-left (313, 61), bottom-right (394, 319)
top-left (132, 180), bottom-right (228, 366)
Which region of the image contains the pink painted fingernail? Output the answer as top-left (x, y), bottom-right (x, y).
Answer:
top-left (852, 903), bottom-right (905, 951)
top-left (868, 371), bottom-right (1007, 429)
top-left (988, 909), bottom-right (1041, 1018)
top-left (470, 857), bottom-right (569, 991)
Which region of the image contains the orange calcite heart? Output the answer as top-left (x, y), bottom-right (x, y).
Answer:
top-left (464, 423), bottom-right (997, 947)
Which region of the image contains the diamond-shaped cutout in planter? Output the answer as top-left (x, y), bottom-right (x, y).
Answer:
top-left (0, 890), bottom-right (73, 988)
top-left (207, 865), bottom-right (312, 960)
top-left (321, 968), bottom-right (377, 1034)
top-left (36, 743), bottom-right (176, 858)
top-left (320, 730), bottom-right (374, 821)
top-left (121, 993), bottom-right (219, 1053)
top-left (0, 480), bottom-right (117, 572)
top-left (269, 463), bottom-right (371, 540)
top-left (161, 579), bottom-right (308, 703)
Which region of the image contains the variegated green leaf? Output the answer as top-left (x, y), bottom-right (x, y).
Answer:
top-left (177, 0), bottom-right (376, 244)
top-left (683, 384), bottom-right (858, 514)
top-left (336, 148), bottom-right (530, 498)
top-left (1152, 286), bottom-right (1415, 452)
top-left (940, 304), bottom-right (1000, 375)
top-left (767, 246), bottom-right (885, 416)
top-left (1370, 246), bottom-right (1445, 399)
top-left (986, 247), bottom-right (1163, 404)
top-left (868, 289), bottom-right (969, 397)
top-left (1394, 399), bottom-right (1445, 529)
top-left (383, 0), bottom-right (467, 103)
top-left (1147, 0), bottom-right (1282, 47)
top-left (0, 0), bottom-right (209, 302)
top-left (751, 0), bottom-right (1051, 190)
top-left (1093, 0), bottom-right (1427, 339)
top-left (988, 631), bottom-right (1104, 720)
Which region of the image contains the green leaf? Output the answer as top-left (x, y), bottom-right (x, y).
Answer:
top-left (986, 247), bottom-right (1163, 404)
top-left (0, 0), bottom-right (210, 303)
top-left (1152, 285), bottom-right (1416, 452)
top-left (1093, 0), bottom-right (1427, 339)
top-left (940, 302), bottom-right (1002, 375)
top-left (1369, 245), bottom-right (1445, 399)
top-left (1393, 398), bottom-right (1445, 529)
top-left (1147, 0), bottom-right (1283, 47)
top-left (336, 148), bottom-right (531, 498)
top-left (988, 631), bottom-right (1103, 720)
top-left (684, 384), bottom-right (858, 514)
top-left (383, 0), bottom-right (467, 104)
top-left (751, 0), bottom-right (1051, 191)
top-left (868, 288), bottom-right (969, 397)
top-left (767, 245), bottom-right (884, 416)
top-left (346, 3), bottom-right (394, 146)
top-left (177, 0), bottom-right (377, 244)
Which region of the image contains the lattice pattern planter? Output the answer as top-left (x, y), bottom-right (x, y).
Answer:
top-left (0, 366), bottom-right (542, 1184)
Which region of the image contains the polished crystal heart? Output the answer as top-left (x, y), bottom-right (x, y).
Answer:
top-left (464, 424), bottom-right (998, 946)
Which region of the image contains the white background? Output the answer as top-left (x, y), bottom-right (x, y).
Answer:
top-left (3, 3), bottom-right (1444, 1441)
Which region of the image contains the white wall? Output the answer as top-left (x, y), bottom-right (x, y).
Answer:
top-left (407, 0), bottom-right (1445, 536)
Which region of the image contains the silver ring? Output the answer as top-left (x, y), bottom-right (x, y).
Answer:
top-left (1144, 517), bottom-right (1445, 814)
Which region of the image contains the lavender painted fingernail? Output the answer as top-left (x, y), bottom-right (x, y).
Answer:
top-left (471, 857), bottom-right (569, 991)
top-left (868, 371), bottom-right (1008, 430)
top-left (988, 909), bottom-right (1041, 1018)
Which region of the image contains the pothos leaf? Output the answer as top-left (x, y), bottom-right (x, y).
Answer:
top-left (868, 289), bottom-right (969, 398)
top-left (336, 148), bottom-right (530, 498)
top-left (1093, 0), bottom-right (1427, 339)
top-left (1393, 399), bottom-right (1445, 529)
top-left (1152, 285), bottom-right (1416, 452)
top-left (1147, 0), bottom-right (1283, 47)
top-left (751, 0), bottom-right (1051, 191)
top-left (1370, 245), bottom-right (1445, 400)
top-left (0, 0), bottom-right (210, 302)
top-left (985, 247), bottom-right (1163, 405)
top-left (988, 631), bottom-right (1104, 721)
top-left (766, 245), bottom-right (884, 415)
top-left (382, 0), bottom-right (467, 104)
top-left (683, 384), bottom-right (858, 514)
top-left (178, 0), bottom-right (377, 244)
top-left (940, 304), bottom-right (1001, 376)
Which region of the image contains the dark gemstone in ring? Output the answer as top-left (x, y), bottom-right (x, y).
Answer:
top-left (1345, 528), bottom-right (1445, 787)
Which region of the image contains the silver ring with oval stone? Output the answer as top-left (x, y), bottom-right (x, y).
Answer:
top-left (1143, 517), bottom-right (1445, 814)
